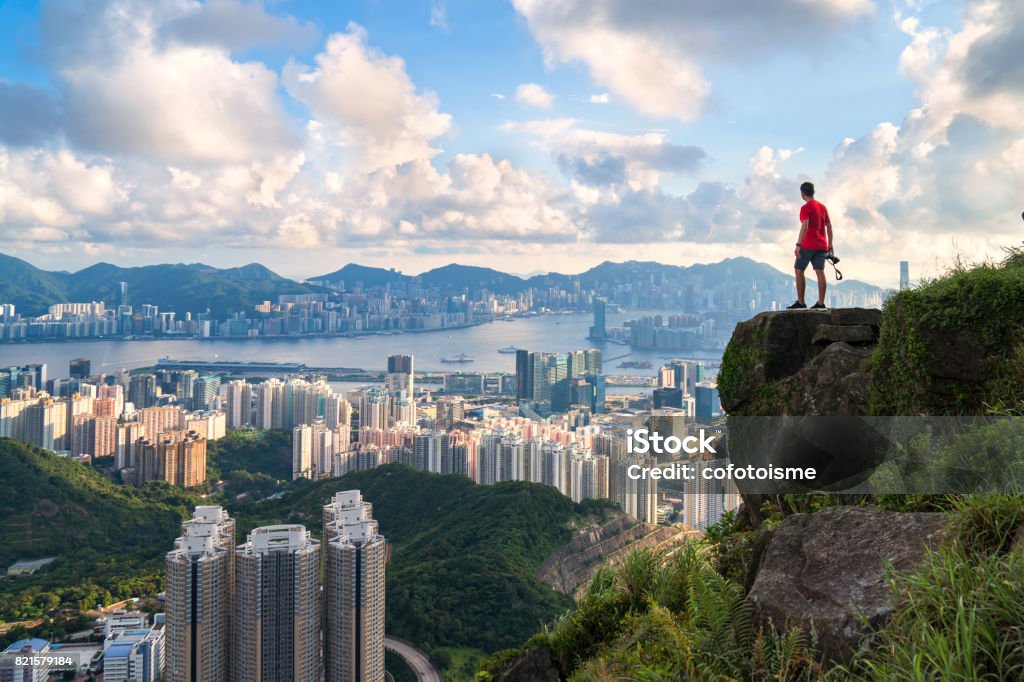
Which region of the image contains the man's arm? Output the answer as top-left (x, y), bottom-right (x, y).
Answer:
top-left (826, 220), bottom-right (834, 252)
top-left (794, 219), bottom-right (809, 256)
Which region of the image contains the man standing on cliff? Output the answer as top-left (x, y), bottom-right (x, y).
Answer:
top-left (787, 181), bottom-right (833, 310)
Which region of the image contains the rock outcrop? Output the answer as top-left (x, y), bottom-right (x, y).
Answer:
top-left (747, 505), bottom-right (945, 663)
top-left (492, 646), bottom-right (564, 682)
top-left (537, 514), bottom-right (699, 599)
top-left (719, 307), bottom-right (880, 417)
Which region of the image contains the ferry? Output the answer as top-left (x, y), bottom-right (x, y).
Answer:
top-left (617, 360), bottom-right (653, 369)
top-left (497, 345), bottom-right (521, 354)
top-left (441, 353), bottom-right (475, 363)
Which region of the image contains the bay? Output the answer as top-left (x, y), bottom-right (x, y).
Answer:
top-left (0, 311), bottom-right (722, 381)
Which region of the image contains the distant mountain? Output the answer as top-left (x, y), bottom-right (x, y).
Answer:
top-left (312, 263), bottom-right (410, 289)
top-left (419, 263), bottom-right (526, 294)
top-left (0, 253), bottom-right (326, 317)
top-left (0, 253), bottom-right (72, 315)
top-left (1, 252), bottom-right (885, 318)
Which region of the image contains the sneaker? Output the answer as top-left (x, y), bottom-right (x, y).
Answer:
top-left (786, 301), bottom-right (807, 309)
top-left (810, 302), bottom-right (827, 309)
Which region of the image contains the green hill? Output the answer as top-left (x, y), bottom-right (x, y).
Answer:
top-left (0, 441), bottom-right (613, 675)
top-left (0, 438), bottom-right (201, 619)
top-left (233, 464), bottom-right (614, 664)
top-left (0, 253), bottom-right (326, 317)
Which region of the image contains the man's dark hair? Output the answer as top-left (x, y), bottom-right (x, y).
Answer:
top-left (800, 181), bottom-right (815, 197)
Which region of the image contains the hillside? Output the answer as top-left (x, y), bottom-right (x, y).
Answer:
top-left (0, 438), bottom-right (201, 620)
top-left (3, 253), bottom-right (883, 316)
top-left (0, 253), bottom-right (325, 317)
top-left (0, 443), bottom-right (616, 677)
top-left (232, 464), bottom-right (615, 667)
top-left (484, 250), bottom-right (1024, 681)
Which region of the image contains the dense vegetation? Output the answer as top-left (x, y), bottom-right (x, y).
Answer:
top-left (206, 428), bottom-right (293, 500)
top-left (0, 438), bottom-right (201, 643)
top-left (234, 464), bottom-right (615, 670)
top-left (871, 246), bottom-right (1024, 415)
top-left (480, 495), bottom-right (1024, 681)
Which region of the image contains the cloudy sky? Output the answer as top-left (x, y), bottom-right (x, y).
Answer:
top-left (1, 0), bottom-right (1021, 287)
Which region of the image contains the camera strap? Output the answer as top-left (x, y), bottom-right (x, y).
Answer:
top-left (830, 259), bottom-right (843, 281)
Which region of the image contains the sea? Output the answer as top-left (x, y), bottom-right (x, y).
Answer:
top-left (0, 311), bottom-right (722, 395)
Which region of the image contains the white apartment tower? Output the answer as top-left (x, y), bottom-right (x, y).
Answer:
top-left (233, 525), bottom-right (321, 682)
top-left (323, 491), bottom-right (387, 682)
top-left (165, 506), bottom-right (235, 682)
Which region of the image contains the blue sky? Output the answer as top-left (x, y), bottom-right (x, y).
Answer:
top-left (0, 1), bottom-right (1021, 287)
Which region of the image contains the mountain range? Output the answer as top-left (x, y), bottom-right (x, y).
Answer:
top-left (0, 251), bottom-right (883, 317)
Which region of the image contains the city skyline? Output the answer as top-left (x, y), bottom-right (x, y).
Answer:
top-left (1, 2), bottom-right (1021, 288)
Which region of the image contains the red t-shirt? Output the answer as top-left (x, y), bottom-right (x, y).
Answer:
top-left (799, 199), bottom-right (830, 251)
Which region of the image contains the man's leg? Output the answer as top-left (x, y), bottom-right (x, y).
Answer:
top-left (794, 269), bottom-right (806, 304)
top-left (814, 268), bottom-right (827, 305)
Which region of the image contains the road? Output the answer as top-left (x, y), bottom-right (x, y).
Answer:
top-left (385, 636), bottom-right (442, 682)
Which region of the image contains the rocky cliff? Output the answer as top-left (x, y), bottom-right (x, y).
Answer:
top-left (718, 307), bottom-right (880, 417)
top-left (536, 514), bottom-right (700, 599)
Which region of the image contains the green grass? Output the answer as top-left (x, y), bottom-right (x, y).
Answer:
top-left (482, 494), bottom-right (1024, 681)
top-left (871, 247), bottom-right (1024, 415)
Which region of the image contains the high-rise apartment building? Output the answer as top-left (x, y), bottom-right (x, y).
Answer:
top-left (323, 491), bottom-right (387, 682)
top-left (129, 374), bottom-right (158, 409)
top-left (234, 525), bottom-right (321, 682)
top-left (434, 396), bottom-right (465, 430)
top-left (899, 260), bottom-right (910, 291)
top-left (385, 354), bottom-right (414, 400)
top-left (224, 380), bottom-right (252, 429)
top-left (136, 431), bottom-right (207, 488)
top-left (165, 506), bottom-right (235, 682)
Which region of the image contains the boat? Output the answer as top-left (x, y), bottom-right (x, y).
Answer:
top-left (441, 353), bottom-right (475, 363)
top-left (497, 345), bottom-right (520, 354)
top-left (617, 360), bottom-right (653, 369)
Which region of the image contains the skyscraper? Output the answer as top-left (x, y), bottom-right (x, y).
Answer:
top-left (323, 491), bottom-right (387, 682)
top-left (129, 374), bottom-right (158, 409)
top-left (695, 382), bottom-right (722, 422)
top-left (385, 354), bottom-right (414, 400)
top-left (165, 506), bottom-right (235, 682)
top-left (515, 350), bottom-right (532, 400)
top-left (588, 297), bottom-right (607, 339)
top-left (193, 376), bottom-right (221, 411)
top-left (234, 525), bottom-right (321, 682)
top-left (69, 358), bottom-right (91, 379)
top-left (899, 261), bottom-right (910, 291)
top-left (224, 380), bottom-right (252, 429)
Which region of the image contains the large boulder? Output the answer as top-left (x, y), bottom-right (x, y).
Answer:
top-left (747, 505), bottom-right (945, 663)
top-left (719, 308), bottom-right (880, 417)
top-left (492, 646), bottom-right (564, 682)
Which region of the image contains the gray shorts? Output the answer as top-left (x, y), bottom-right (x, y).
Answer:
top-left (795, 248), bottom-right (827, 271)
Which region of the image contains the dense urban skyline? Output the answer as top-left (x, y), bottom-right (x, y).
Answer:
top-left (2, 2), bottom-right (1021, 287)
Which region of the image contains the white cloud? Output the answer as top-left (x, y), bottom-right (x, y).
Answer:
top-left (430, 3), bottom-right (449, 32)
top-left (515, 83), bottom-right (555, 109)
top-left (503, 119), bottom-right (706, 190)
top-left (588, 93), bottom-right (610, 104)
top-left (511, 0), bottom-right (874, 120)
top-left (160, 0), bottom-right (320, 51)
top-left (283, 23), bottom-right (452, 170)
